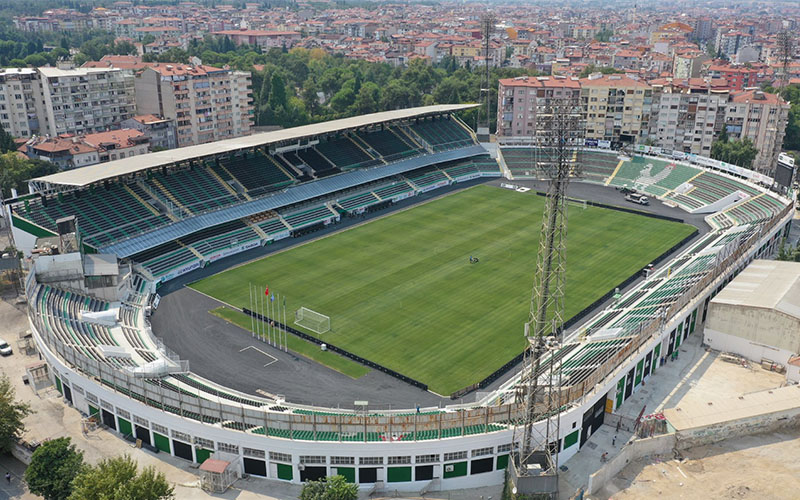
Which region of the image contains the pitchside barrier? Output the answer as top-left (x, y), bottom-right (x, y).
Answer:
top-left (533, 191), bottom-right (687, 224)
top-left (448, 227), bottom-right (699, 399)
top-left (242, 308), bottom-right (428, 391)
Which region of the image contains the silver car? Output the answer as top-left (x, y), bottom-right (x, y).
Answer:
top-left (0, 339), bottom-right (12, 356)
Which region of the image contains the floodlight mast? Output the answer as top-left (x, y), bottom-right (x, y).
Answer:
top-left (512, 92), bottom-right (583, 497)
top-left (478, 12), bottom-right (496, 141)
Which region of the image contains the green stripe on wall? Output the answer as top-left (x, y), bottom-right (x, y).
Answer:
top-left (12, 214), bottom-right (56, 238)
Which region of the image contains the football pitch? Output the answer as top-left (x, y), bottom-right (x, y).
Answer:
top-left (191, 184), bottom-right (696, 395)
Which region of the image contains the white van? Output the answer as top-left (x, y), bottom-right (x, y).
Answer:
top-left (625, 193), bottom-right (650, 206)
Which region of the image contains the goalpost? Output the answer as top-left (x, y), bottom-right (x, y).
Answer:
top-left (567, 198), bottom-right (588, 210)
top-left (295, 307), bottom-right (331, 334)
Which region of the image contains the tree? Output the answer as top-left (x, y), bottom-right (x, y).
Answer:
top-left (25, 437), bottom-right (84, 500)
top-left (0, 374), bottom-right (31, 455)
top-left (69, 455), bottom-right (174, 500)
top-left (352, 82), bottom-right (380, 114)
top-left (0, 122), bottom-right (15, 153)
top-left (594, 29), bottom-right (614, 42)
top-left (299, 475), bottom-right (358, 500)
top-left (267, 72), bottom-right (288, 113)
top-left (711, 136), bottom-right (759, 169)
top-left (329, 86), bottom-right (356, 113)
top-left (579, 64), bottom-right (624, 78)
top-left (0, 153), bottom-right (58, 198)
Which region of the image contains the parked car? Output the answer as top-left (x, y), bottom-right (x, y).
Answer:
top-left (0, 339), bottom-right (12, 356)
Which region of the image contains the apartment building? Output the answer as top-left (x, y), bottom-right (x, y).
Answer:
top-left (0, 68), bottom-right (40, 138)
top-left (496, 75), bottom-right (581, 142)
top-left (121, 114), bottom-right (177, 150)
top-left (23, 128), bottom-right (149, 169)
top-left (648, 78), bottom-right (730, 156)
top-left (212, 29), bottom-right (302, 50)
top-left (37, 67), bottom-right (136, 137)
top-left (673, 50), bottom-right (710, 79)
top-left (134, 63), bottom-right (253, 148)
top-left (82, 129), bottom-right (150, 162)
top-left (723, 90), bottom-right (789, 174)
top-left (580, 73), bottom-right (652, 144)
top-left (705, 63), bottom-right (761, 91)
top-left (715, 31), bottom-right (753, 59)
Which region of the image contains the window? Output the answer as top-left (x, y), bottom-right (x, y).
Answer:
top-left (414, 453), bottom-right (439, 464)
top-left (388, 456), bottom-right (411, 465)
top-left (72, 384), bottom-right (84, 395)
top-left (330, 456), bottom-right (354, 465)
top-left (101, 400), bottom-right (114, 411)
top-left (300, 456), bottom-right (326, 464)
top-left (270, 452), bottom-right (291, 462)
top-left (243, 448), bottom-right (265, 459)
top-left (498, 443), bottom-right (513, 453)
top-left (194, 437), bottom-right (214, 449)
top-left (152, 423), bottom-right (168, 435)
top-left (218, 442), bottom-right (239, 454)
top-left (172, 430), bottom-right (191, 442)
top-left (443, 451), bottom-right (468, 461)
top-left (359, 457), bottom-right (383, 465)
top-left (472, 447), bottom-right (493, 457)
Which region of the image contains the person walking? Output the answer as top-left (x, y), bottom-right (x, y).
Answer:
top-left (612, 435), bottom-right (617, 447)
top-left (5, 472), bottom-right (10, 484)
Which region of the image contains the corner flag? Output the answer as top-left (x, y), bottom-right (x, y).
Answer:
top-left (264, 286), bottom-right (269, 296)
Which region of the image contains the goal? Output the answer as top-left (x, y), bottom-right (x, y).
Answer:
top-left (295, 307), bottom-right (330, 334)
top-left (567, 197), bottom-right (588, 210)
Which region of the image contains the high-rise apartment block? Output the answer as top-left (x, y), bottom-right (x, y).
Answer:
top-left (134, 64), bottom-right (253, 148)
top-left (724, 90), bottom-right (789, 174)
top-left (497, 74), bottom-right (789, 174)
top-left (580, 74), bottom-right (652, 144)
top-left (0, 68), bottom-right (40, 138)
top-left (37, 67), bottom-right (136, 136)
top-left (496, 75), bottom-right (581, 141)
top-left (648, 78), bottom-right (729, 157)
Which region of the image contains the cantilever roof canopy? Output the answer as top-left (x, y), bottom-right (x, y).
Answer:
top-left (32, 104), bottom-right (478, 189)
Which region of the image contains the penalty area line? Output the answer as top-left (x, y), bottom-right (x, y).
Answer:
top-left (240, 345), bottom-right (279, 367)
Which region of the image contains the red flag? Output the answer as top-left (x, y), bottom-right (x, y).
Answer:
top-left (264, 286), bottom-right (269, 296)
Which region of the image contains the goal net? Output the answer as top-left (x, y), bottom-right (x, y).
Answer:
top-left (567, 198), bottom-right (588, 210)
top-left (295, 307), bottom-right (330, 334)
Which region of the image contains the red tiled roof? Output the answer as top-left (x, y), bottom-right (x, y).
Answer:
top-left (498, 76), bottom-right (581, 88)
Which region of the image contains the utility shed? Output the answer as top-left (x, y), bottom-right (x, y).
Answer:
top-left (704, 259), bottom-right (800, 366)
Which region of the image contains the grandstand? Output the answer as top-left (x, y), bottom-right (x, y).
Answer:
top-left (15, 104), bottom-right (794, 492)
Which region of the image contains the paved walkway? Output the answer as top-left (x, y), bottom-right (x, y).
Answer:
top-left (557, 332), bottom-right (785, 499)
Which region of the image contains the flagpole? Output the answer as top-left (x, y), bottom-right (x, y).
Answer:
top-left (264, 287), bottom-right (273, 343)
top-left (270, 291), bottom-right (274, 347)
top-left (283, 294), bottom-right (288, 352)
top-left (249, 283), bottom-right (254, 338)
top-left (256, 284), bottom-right (261, 342)
top-left (261, 285), bottom-right (266, 344)
top-left (276, 292), bottom-right (282, 351)
top-left (275, 292), bottom-right (281, 351)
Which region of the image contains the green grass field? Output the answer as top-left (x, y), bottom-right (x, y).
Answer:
top-left (192, 185), bottom-right (695, 394)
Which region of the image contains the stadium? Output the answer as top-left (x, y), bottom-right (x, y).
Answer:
top-left (9, 104), bottom-right (794, 492)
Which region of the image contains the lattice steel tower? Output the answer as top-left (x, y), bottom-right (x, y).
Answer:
top-left (512, 91), bottom-right (583, 497)
top-left (477, 11), bottom-right (496, 142)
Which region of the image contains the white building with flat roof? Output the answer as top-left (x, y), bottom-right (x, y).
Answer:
top-left (704, 259), bottom-right (800, 368)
